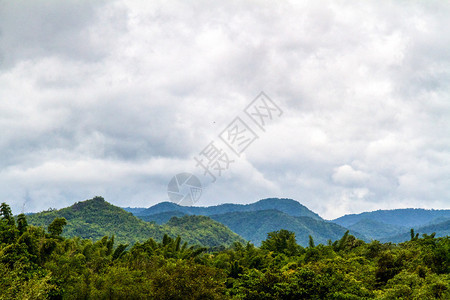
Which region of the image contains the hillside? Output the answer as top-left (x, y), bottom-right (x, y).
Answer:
top-left (332, 208), bottom-right (450, 228)
top-left (208, 209), bottom-right (365, 246)
top-left (130, 198), bottom-right (323, 220)
top-left (167, 215), bottom-right (246, 247)
top-left (26, 196), bottom-right (244, 247)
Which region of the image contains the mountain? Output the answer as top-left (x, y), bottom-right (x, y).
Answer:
top-left (381, 219), bottom-right (450, 243)
top-left (332, 208), bottom-right (450, 228)
top-left (347, 219), bottom-right (406, 240)
top-left (26, 196), bottom-right (245, 247)
top-left (129, 198), bottom-right (323, 220)
top-left (129, 199), bottom-right (368, 246)
top-left (208, 209), bottom-right (365, 246)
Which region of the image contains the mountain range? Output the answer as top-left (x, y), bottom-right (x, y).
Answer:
top-left (25, 197), bottom-right (449, 248)
top-left (127, 198), bottom-right (450, 246)
top-left (129, 198), bottom-right (322, 220)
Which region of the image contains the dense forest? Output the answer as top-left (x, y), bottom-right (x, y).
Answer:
top-left (1, 201), bottom-right (449, 299)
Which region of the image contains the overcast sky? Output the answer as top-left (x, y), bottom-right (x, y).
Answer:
top-left (1, 0), bottom-right (449, 219)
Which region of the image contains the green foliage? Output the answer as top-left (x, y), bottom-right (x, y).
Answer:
top-left (17, 213), bottom-right (28, 234)
top-left (0, 202), bottom-right (15, 226)
top-left (1, 200), bottom-right (449, 299)
top-left (261, 229), bottom-right (302, 256)
top-left (47, 217), bottom-right (67, 236)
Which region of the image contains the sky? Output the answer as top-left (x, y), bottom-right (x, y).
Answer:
top-left (0, 0), bottom-right (449, 219)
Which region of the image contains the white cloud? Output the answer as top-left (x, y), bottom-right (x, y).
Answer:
top-left (0, 0), bottom-right (449, 218)
top-left (332, 165), bottom-right (370, 186)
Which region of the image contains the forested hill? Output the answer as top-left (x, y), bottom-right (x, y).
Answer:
top-left (26, 196), bottom-right (245, 247)
top-left (127, 198), bottom-right (323, 220)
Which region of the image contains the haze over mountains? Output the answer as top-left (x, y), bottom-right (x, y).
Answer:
top-left (25, 197), bottom-right (449, 248)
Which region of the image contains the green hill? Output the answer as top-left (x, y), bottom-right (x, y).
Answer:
top-left (167, 215), bottom-right (246, 247)
top-left (26, 196), bottom-right (244, 247)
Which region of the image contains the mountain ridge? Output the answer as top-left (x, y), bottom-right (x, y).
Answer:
top-left (128, 199), bottom-right (449, 244)
top-left (128, 198), bottom-right (323, 220)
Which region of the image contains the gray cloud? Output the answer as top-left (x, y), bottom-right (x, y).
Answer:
top-left (0, 0), bottom-right (449, 218)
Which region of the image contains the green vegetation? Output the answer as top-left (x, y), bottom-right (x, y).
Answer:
top-left (26, 197), bottom-right (244, 247)
top-left (1, 201), bottom-right (449, 299)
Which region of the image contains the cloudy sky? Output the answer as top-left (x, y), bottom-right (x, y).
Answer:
top-left (1, 0), bottom-right (449, 219)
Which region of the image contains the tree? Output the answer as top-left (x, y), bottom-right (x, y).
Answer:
top-left (0, 202), bottom-right (15, 226)
top-left (17, 213), bottom-right (28, 234)
top-left (309, 235), bottom-right (315, 248)
top-left (48, 217), bottom-right (67, 236)
top-left (261, 229), bottom-right (301, 256)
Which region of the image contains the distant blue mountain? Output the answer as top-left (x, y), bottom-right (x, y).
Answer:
top-left (332, 208), bottom-right (450, 228)
top-left (347, 219), bottom-right (406, 240)
top-left (381, 219), bottom-right (450, 243)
